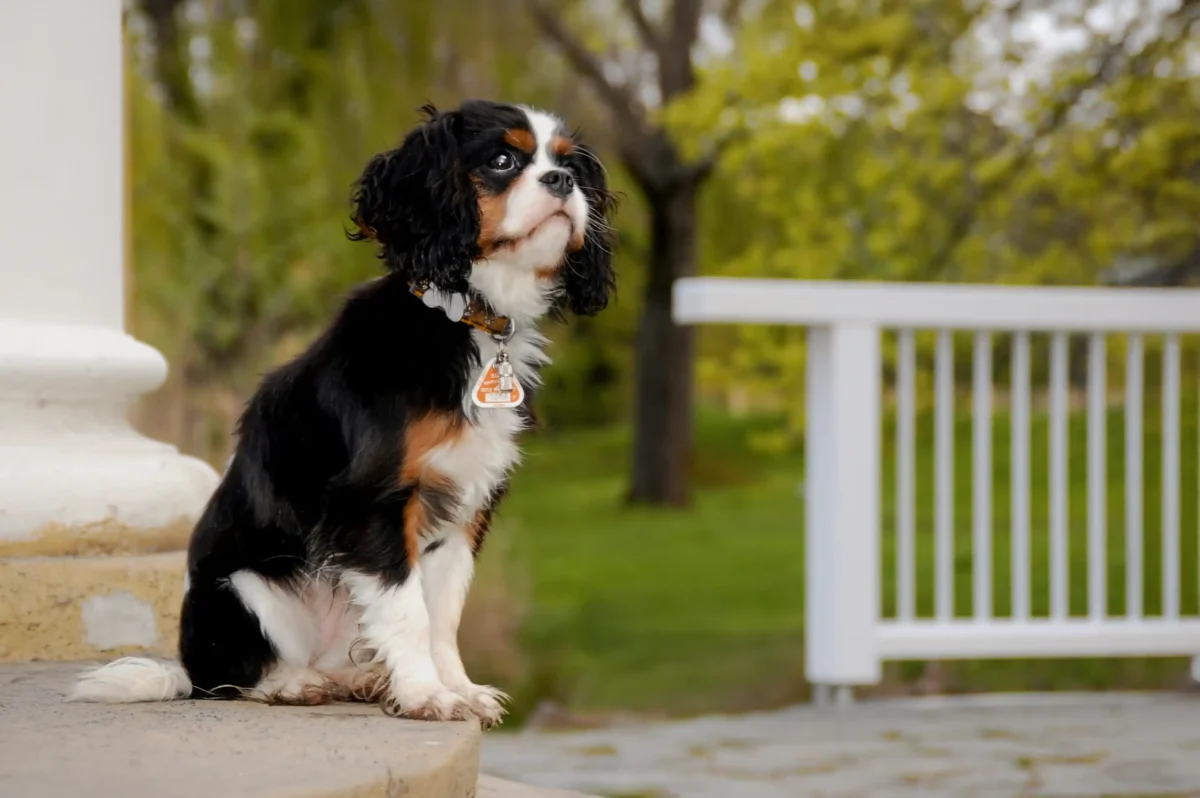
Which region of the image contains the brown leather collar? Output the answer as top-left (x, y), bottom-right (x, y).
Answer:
top-left (409, 281), bottom-right (512, 338)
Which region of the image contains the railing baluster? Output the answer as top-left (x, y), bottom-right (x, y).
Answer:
top-left (1164, 334), bottom-right (1181, 619)
top-left (897, 329), bottom-right (916, 622)
top-left (972, 331), bottom-right (992, 621)
top-left (1012, 332), bottom-right (1031, 621)
top-left (1087, 333), bottom-right (1107, 621)
top-left (935, 330), bottom-right (954, 622)
top-left (1126, 334), bottom-right (1144, 619)
top-left (1050, 332), bottom-right (1069, 620)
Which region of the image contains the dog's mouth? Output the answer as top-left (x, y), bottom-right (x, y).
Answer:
top-left (492, 211), bottom-right (573, 252)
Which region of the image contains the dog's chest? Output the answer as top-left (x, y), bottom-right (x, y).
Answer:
top-left (422, 328), bottom-right (547, 520)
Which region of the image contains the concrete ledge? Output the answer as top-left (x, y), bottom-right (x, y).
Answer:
top-left (478, 775), bottom-right (601, 797)
top-left (0, 552), bottom-right (184, 662)
top-left (1, 663), bottom-right (481, 798)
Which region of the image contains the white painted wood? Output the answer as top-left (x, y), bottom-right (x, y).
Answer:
top-left (1011, 333), bottom-right (1031, 621)
top-left (1163, 334), bottom-right (1181, 619)
top-left (805, 325), bottom-right (882, 685)
top-left (674, 278), bottom-right (1200, 332)
top-left (878, 619), bottom-right (1200, 659)
top-left (0, 0), bottom-right (219, 545)
top-left (1126, 335), bottom-right (1144, 619)
top-left (935, 330), bottom-right (954, 622)
top-left (972, 332), bottom-right (992, 621)
top-left (674, 276), bottom-right (1200, 685)
top-left (896, 329), bottom-right (917, 622)
top-left (1049, 333), bottom-right (1069, 621)
top-left (1087, 333), bottom-right (1107, 620)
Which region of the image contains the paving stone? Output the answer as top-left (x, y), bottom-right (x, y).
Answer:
top-left (483, 692), bottom-right (1200, 797)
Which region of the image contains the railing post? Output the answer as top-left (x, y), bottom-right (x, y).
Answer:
top-left (805, 323), bottom-right (883, 695)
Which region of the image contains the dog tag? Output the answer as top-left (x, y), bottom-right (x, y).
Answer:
top-left (472, 351), bottom-right (524, 408)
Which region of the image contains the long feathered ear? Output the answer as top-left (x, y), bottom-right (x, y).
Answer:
top-left (560, 143), bottom-right (617, 316)
top-left (348, 105), bottom-right (479, 294)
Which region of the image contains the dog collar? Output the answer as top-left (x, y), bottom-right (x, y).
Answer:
top-left (409, 281), bottom-right (513, 340)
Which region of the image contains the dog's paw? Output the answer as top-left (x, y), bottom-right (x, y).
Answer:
top-left (382, 684), bottom-right (475, 722)
top-left (451, 683), bottom-right (510, 729)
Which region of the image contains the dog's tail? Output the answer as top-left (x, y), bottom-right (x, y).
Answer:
top-left (67, 657), bottom-right (192, 703)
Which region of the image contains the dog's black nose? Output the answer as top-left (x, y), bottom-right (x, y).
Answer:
top-left (539, 169), bottom-right (574, 199)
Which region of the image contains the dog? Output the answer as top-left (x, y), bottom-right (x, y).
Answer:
top-left (69, 100), bottom-right (616, 728)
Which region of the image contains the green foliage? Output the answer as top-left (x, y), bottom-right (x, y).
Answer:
top-left (665, 0), bottom-right (1200, 444)
top-left (127, 0), bottom-right (644, 459)
top-left (485, 397), bottom-right (1199, 716)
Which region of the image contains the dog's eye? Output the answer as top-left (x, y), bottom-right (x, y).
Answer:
top-left (488, 151), bottom-right (516, 172)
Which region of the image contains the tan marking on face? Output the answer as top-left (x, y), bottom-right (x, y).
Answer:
top-left (504, 128), bottom-right (536, 154)
top-left (534, 264), bottom-right (562, 281)
top-left (568, 228), bottom-right (586, 252)
top-left (473, 175), bottom-right (511, 257)
top-left (550, 135), bottom-right (575, 157)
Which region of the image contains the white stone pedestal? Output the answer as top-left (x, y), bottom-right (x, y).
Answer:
top-left (0, 321), bottom-right (218, 556)
top-left (0, 1), bottom-right (219, 660)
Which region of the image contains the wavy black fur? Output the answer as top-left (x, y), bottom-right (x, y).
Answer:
top-left (349, 100), bottom-right (617, 315)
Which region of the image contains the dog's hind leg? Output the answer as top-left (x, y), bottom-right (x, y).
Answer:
top-left (179, 572), bottom-right (281, 700)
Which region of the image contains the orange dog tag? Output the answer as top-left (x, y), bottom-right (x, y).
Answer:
top-left (472, 353), bottom-right (524, 409)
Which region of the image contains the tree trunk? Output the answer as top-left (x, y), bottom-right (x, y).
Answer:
top-left (628, 182), bottom-right (698, 506)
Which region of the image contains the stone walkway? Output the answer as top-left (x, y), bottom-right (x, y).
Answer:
top-left (483, 692), bottom-right (1200, 798)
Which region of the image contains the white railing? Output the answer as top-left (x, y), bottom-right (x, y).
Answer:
top-left (674, 278), bottom-right (1200, 698)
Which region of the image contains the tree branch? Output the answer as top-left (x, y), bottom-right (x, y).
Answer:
top-left (620, 0), bottom-right (662, 55)
top-left (686, 122), bottom-right (748, 182)
top-left (660, 0), bottom-right (703, 100)
top-left (526, 0), bottom-right (649, 135)
top-left (721, 0), bottom-right (746, 27)
top-left (925, 12), bottom-right (1170, 279)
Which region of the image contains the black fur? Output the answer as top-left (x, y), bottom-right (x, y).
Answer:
top-left (181, 278), bottom-right (487, 695)
top-left (179, 100), bottom-right (616, 702)
top-left (558, 142), bottom-right (617, 317)
top-left (350, 100), bottom-right (616, 316)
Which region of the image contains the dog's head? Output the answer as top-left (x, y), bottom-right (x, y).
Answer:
top-left (350, 100), bottom-right (616, 320)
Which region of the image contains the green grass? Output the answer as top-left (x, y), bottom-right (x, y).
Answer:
top-left (470, 397), bottom-right (1200, 721)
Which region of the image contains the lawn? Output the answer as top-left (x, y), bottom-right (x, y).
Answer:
top-left (465, 397), bottom-right (1200, 723)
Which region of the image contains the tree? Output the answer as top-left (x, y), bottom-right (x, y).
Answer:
top-left (663, 0), bottom-right (1200, 441)
top-left (526, 0), bottom-right (740, 507)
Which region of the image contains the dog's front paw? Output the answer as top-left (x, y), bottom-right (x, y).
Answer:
top-left (451, 683), bottom-right (510, 729)
top-left (382, 683), bottom-right (475, 722)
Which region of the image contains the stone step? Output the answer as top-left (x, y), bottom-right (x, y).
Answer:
top-left (0, 553), bottom-right (184, 663)
top-left (2, 662), bottom-right (481, 798)
top-left (477, 775), bottom-right (599, 797)
top-left (3, 660), bottom-right (600, 798)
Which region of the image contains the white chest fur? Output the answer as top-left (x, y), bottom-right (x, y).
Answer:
top-left (421, 326), bottom-right (548, 523)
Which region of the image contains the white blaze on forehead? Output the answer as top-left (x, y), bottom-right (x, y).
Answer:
top-left (494, 107), bottom-right (580, 241)
top-left (523, 108), bottom-right (563, 172)
top-left (473, 106), bottom-right (593, 321)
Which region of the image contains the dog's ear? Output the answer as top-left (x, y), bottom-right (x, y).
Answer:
top-left (560, 143), bottom-right (617, 316)
top-left (349, 105), bottom-right (478, 293)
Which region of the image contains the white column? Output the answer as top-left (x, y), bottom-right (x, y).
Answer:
top-left (805, 323), bottom-right (882, 689)
top-left (0, 1), bottom-right (218, 551)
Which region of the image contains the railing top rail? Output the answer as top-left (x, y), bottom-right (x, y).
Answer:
top-left (673, 277), bottom-right (1200, 332)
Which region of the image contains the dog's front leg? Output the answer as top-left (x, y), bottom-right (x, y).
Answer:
top-left (343, 565), bottom-right (474, 721)
top-left (420, 531), bottom-right (509, 728)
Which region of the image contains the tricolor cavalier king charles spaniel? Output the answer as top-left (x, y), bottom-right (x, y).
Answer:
top-left (70, 100), bottom-right (615, 728)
